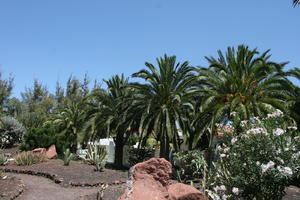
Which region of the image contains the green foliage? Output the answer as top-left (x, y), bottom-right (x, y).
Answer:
top-left (209, 111), bottom-right (300, 200)
top-left (14, 152), bottom-right (47, 166)
top-left (63, 148), bottom-right (74, 166)
top-left (20, 125), bottom-right (71, 154)
top-left (128, 147), bottom-right (154, 166)
top-left (0, 154), bottom-right (8, 166)
top-left (85, 145), bottom-right (107, 171)
top-left (0, 116), bottom-right (26, 148)
top-left (0, 72), bottom-right (14, 111)
top-left (131, 54), bottom-right (197, 159)
top-left (172, 150), bottom-right (207, 183)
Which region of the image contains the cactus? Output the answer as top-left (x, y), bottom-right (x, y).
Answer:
top-left (63, 148), bottom-right (74, 166)
top-left (85, 145), bottom-right (107, 171)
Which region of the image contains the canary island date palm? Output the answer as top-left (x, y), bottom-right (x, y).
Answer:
top-left (294, 0), bottom-right (300, 7)
top-left (131, 54), bottom-right (197, 159)
top-left (197, 45), bottom-right (293, 145)
top-left (85, 74), bottom-right (136, 168)
top-left (286, 67), bottom-right (300, 127)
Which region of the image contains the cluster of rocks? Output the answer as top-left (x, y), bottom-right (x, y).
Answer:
top-left (118, 158), bottom-right (208, 200)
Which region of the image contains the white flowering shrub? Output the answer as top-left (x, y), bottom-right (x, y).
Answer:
top-left (0, 116), bottom-right (26, 148)
top-left (209, 110), bottom-right (300, 200)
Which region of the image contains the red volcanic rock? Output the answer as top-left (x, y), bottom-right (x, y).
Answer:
top-left (32, 148), bottom-right (47, 154)
top-left (133, 157), bottom-right (172, 187)
top-left (168, 183), bottom-right (209, 200)
top-left (118, 158), bottom-right (208, 200)
top-left (45, 145), bottom-right (57, 159)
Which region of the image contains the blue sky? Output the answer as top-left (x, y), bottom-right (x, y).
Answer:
top-left (0, 0), bottom-right (299, 97)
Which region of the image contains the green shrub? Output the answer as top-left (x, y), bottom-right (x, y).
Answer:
top-left (14, 152), bottom-right (47, 166)
top-left (63, 148), bottom-right (74, 166)
top-left (85, 145), bottom-right (107, 171)
top-left (0, 154), bottom-right (8, 166)
top-left (172, 150), bottom-right (207, 183)
top-left (20, 125), bottom-right (71, 154)
top-left (127, 147), bottom-right (154, 166)
top-left (0, 116), bottom-right (26, 148)
top-left (209, 110), bottom-right (300, 200)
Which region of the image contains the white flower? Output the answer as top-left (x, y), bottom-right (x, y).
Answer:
top-left (232, 187), bottom-right (239, 195)
top-left (230, 112), bottom-right (237, 117)
top-left (246, 127), bottom-right (267, 135)
top-left (223, 147), bottom-right (230, 153)
top-left (267, 109), bottom-right (283, 118)
top-left (222, 194), bottom-right (228, 200)
top-left (284, 148), bottom-right (289, 151)
top-left (231, 137), bottom-right (238, 144)
top-left (241, 120), bottom-right (248, 127)
top-left (287, 126), bottom-right (297, 131)
top-left (261, 161), bottom-right (275, 173)
top-left (220, 154), bottom-right (226, 158)
top-left (256, 161), bottom-right (261, 166)
top-left (276, 149), bottom-right (282, 154)
top-left (219, 185), bottom-right (226, 191)
top-left (277, 166), bottom-right (293, 175)
top-left (283, 167), bottom-right (293, 175)
top-left (273, 128), bottom-right (285, 136)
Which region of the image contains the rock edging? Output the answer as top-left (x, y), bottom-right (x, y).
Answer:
top-left (1, 168), bottom-right (125, 187)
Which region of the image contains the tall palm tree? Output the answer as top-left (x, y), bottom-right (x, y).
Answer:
top-left (197, 45), bottom-right (293, 144)
top-left (293, 0), bottom-right (300, 7)
top-left (86, 74), bottom-right (136, 168)
top-left (131, 54), bottom-right (197, 159)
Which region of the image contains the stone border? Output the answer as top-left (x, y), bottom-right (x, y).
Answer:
top-left (0, 177), bottom-right (25, 200)
top-left (2, 168), bottom-right (126, 187)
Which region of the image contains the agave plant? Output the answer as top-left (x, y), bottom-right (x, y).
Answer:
top-left (85, 144), bottom-right (107, 171)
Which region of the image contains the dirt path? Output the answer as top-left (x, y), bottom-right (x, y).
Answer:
top-left (7, 173), bottom-right (99, 200)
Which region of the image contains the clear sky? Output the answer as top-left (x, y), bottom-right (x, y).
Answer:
top-left (0, 0), bottom-right (299, 97)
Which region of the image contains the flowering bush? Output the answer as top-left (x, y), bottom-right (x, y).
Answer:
top-left (0, 116), bottom-right (26, 148)
top-left (209, 110), bottom-right (300, 200)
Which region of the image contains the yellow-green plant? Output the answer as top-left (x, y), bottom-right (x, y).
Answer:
top-left (0, 154), bottom-right (8, 166)
top-left (85, 145), bottom-right (107, 171)
top-left (63, 148), bottom-right (74, 166)
top-left (14, 152), bottom-right (47, 166)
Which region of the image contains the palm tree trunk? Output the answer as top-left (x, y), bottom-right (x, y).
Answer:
top-left (114, 132), bottom-right (124, 169)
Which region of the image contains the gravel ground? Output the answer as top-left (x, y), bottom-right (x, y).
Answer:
top-left (10, 173), bottom-right (99, 200)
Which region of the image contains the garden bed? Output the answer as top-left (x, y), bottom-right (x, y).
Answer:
top-left (0, 175), bottom-right (25, 200)
top-left (0, 159), bottom-right (128, 187)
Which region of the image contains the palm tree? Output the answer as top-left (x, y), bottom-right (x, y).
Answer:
top-left (86, 74), bottom-right (136, 168)
top-left (197, 45), bottom-right (293, 145)
top-left (293, 0), bottom-right (300, 7)
top-left (131, 54), bottom-right (197, 159)
top-left (286, 67), bottom-right (300, 127)
top-left (51, 101), bottom-right (87, 152)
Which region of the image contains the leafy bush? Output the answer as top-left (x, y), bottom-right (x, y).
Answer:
top-left (85, 145), bottom-right (107, 171)
top-left (20, 125), bottom-right (71, 154)
top-left (172, 150), bottom-right (207, 183)
top-left (0, 116), bottom-right (26, 148)
top-left (209, 110), bottom-right (300, 200)
top-left (63, 148), bottom-right (74, 166)
top-left (14, 152), bottom-right (47, 166)
top-left (127, 147), bottom-right (154, 166)
top-left (0, 154), bottom-right (8, 166)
